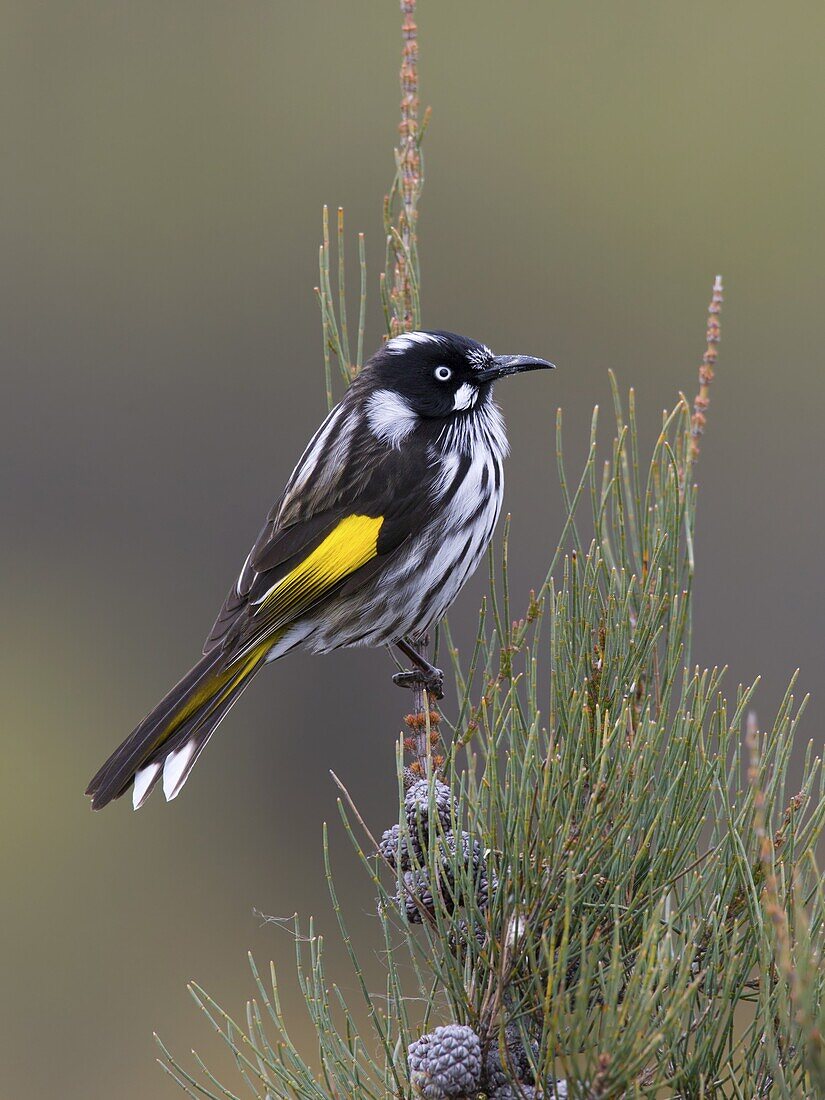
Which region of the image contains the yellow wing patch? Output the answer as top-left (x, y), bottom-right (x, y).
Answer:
top-left (256, 513), bottom-right (384, 624)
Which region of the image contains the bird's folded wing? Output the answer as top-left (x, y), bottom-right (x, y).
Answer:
top-left (229, 513), bottom-right (385, 657)
top-left (204, 441), bottom-right (434, 656)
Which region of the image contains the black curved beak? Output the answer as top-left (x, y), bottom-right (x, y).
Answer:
top-left (476, 354), bottom-right (556, 383)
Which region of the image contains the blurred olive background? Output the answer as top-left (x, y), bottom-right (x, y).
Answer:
top-left (1, 1), bottom-right (823, 1096)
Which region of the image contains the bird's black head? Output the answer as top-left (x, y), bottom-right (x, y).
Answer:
top-left (360, 330), bottom-right (554, 420)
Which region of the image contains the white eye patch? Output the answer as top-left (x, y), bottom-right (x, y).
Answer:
top-left (366, 388), bottom-right (418, 448)
top-left (453, 382), bottom-right (477, 411)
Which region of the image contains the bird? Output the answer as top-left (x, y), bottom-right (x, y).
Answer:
top-left (86, 330), bottom-right (554, 810)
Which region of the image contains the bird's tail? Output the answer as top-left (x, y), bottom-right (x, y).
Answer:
top-left (86, 642), bottom-right (268, 810)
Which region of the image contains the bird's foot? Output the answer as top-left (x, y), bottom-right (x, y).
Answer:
top-left (392, 666), bottom-right (445, 700)
top-left (394, 636), bottom-right (445, 700)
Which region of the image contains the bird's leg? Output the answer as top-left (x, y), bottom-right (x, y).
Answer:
top-left (393, 634), bottom-right (443, 778)
top-left (392, 635), bottom-right (445, 700)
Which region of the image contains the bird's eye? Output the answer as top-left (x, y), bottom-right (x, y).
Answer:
top-left (434, 365), bottom-right (452, 382)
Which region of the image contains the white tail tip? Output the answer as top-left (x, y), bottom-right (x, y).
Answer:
top-left (163, 739), bottom-right (198, 802)
top-left (133, 762), bottom-right (161, 810)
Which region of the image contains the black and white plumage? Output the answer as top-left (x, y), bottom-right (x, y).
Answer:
top-left (86, 331), bottom-right (554, 810)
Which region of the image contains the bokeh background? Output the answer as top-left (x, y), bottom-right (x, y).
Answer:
top-left (2, 2), bottom-right (823, 1096)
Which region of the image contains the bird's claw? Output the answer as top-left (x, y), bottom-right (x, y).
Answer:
top-left (392, 667), bottom-right (445, 700)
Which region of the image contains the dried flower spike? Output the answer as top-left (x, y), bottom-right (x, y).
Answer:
top-left (690, 274), bottom-right (724, 460)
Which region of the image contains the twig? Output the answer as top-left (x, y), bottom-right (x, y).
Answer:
top-left (403, 696), bottom-right (442, 778)
top-left (387, 0), bottom-right (423, 337)
top-left (689, 274), bottom-right (724, 461)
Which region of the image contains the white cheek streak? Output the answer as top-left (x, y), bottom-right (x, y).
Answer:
top-left (163, 739), bottom-right (198, 801)
top-left (452, 382), bottom-right (477, 411)
top-left (132, 761), bottom-right (161, 810)
top-left (366, 389), bottom-right (418, 448)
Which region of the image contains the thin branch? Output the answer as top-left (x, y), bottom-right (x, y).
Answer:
top-left (690, 274), bottom-right (724, 461)
top-left (387, 0), bottom-right (424, 336)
